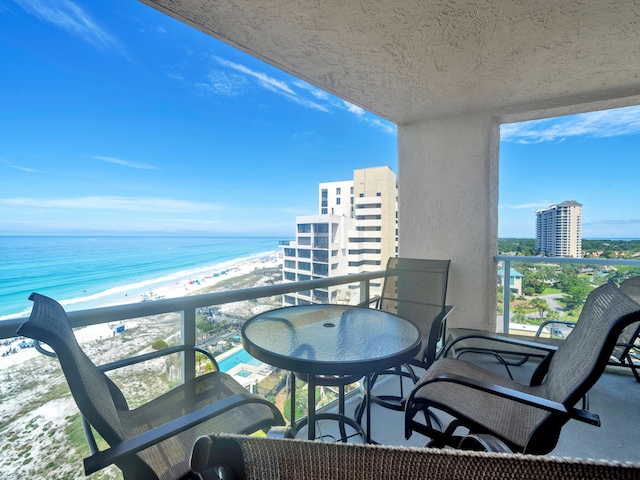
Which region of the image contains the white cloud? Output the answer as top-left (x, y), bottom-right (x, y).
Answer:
top-left (2, 196), bottom-right (223, 213)
top-left (502, 201), bottom-right (551, 210)
top-left (218, 57), bottom-right (330, 109)
top-left (216, 58), bottom-right (296, 96)
top-left (14, 0), bottom-right (123, 53)
top-left (501, 105), bottom-right (640, 143)
top-left (1, 159), bottom-right (45, 173)
top-left (90, 156), bottom-right (159, 170)
top-left (293, 81), bottom-right (330, 101)
top-left (343, 101), bottom-right (366, 117)
top-left (184, 56), bottom-right (397, 133)
top-left (195, 70), bottom-right (248, 97)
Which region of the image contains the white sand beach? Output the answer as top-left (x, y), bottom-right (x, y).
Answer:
top-left (1, 252), bottom-right (281, 371)
top-left (120, 252), bottom-right (280, 305)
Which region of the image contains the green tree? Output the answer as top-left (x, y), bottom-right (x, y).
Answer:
top-left (546, 309), bottom-right (560, 321)
top-left (530, 297), bottom-right (548, 322)
top-left (563, 281), bottom-right (592, 311)
top-left (151, 339), bottom-right (169, 350)
top-left (512, 305), bottom-right (527, 324)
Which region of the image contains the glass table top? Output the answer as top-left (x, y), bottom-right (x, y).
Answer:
top-left (242, 304), bottom-right (421, 376)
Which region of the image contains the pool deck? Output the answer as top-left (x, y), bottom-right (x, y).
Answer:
top-left (216, 345), bottom-right (273, 389)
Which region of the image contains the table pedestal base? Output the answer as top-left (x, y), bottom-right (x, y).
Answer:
top-left (291, 372), bottom-right (368, 442)
top-left (295, 413), bottom-right (365, 442)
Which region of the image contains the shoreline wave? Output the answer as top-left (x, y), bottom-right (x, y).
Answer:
top-left (1, 250), bottom-right (279, 321)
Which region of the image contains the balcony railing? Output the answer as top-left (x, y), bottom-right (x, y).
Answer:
top-left (0, 271), bottom-right (385, 381)
top-left (496, 255), bottom-right (640, 333)
top-left (2, 258), bottom-right (640, 474)
top-left (6, 257), bottom-right (640, 357)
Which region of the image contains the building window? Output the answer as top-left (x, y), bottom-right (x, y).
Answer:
top-left (284, 295), bottom-right (296, 305)
top-left (313, 223), bottom-right (329, 233)
top-left (336, 198), bottom-right (341, 205)
top-left (321, 189), bottom-right (328, 198)
top-left (331, 250), bottom-right (339, 256)
top-left (321, 208), bottom-right (328, 214)
top-left (336, 187), bottom-right (341, 194)
top-left (376, 192), bottom-right (381, 196)
top-left (284, 260), bottom-right (296, 269)
top-left (298, 224), bottom-right (311, 233)
top-left (298, 249), bottom-right (311, 258)
top-left (313, 263), bottom-right (329, 276)
top-left (298, 274), bottom-right (311, 281)
top-left (284, 271), bottom-right (296, 281)
top-left (331, 263), bottom-right (339, 270)
top-left (284, 248), bottom-right (296, 257)
top-left (313, 250), bottom-right (329, 262)
top-left (314, 237), bottom-right (329, 249)
top-left (298, 237), bottom-right (311, 246)
top-left (313, 289), bottom-right (329, 303)
top-left (299, 262), bottom-right (311, 271)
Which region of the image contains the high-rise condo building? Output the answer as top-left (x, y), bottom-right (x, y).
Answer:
top-left (282, 166), bottom-right (398, 306)
top-left (535, 200), bottom-right (582, 258)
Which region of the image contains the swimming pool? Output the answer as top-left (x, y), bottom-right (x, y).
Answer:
top-left (218, 348), bottom-right (262, 372)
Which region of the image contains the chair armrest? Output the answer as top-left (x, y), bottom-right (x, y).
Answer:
top-left (357, 296), bottom-right (381, 308)
top-left (97, 345), bottom-right (219, 372)
top-left (425, 305), bottom-right (455, 363)
top-left (83, 393), bottom-right (276, 475)
top-left (535, 320), bottom-right (576, 337)
top-left (408, 373), bottom-right (600, 426)
top-left (444, 330), bottom-right (559, 358)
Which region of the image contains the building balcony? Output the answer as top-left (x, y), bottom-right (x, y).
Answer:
top-left (355, 207), bottom-right (382, 216)
top-left (354, 219), bottom-right (383, 228)
top-left (1, 257), bottom-right (639, 478)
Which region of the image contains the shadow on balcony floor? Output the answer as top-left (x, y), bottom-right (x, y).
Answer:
top-left (308, 354), bottom-right (640, 463)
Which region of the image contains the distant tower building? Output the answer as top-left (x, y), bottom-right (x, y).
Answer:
top-left (535, 200), bottom-right (582, 257)
top-left (282, 166), bottom-right (398, 306)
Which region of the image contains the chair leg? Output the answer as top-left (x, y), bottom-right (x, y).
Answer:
top-left (625, 354), bottom-right (640, 382)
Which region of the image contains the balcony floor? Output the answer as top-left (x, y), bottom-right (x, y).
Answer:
top-left (303, 353), bottom-right (640, 463)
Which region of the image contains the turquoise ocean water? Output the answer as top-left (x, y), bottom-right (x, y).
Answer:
top-left (0, 236), bottom-right (280, 320)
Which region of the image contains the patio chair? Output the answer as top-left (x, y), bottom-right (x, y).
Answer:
top-left (612, 276), bottom-right (640, 381)
top-left (445, 276), bottom-right (640, 382)
top-left (404, 281), bottom-right (640, 454)
top-left (354, 257), bottom-right (451, 422)
top-left (188, 433), bottom-right (640, 480)
top-left (16, 293), bottom-right (285, 480)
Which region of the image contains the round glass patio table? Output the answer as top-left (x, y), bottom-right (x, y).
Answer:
top-left (241, 304), bottom-right (421, 442)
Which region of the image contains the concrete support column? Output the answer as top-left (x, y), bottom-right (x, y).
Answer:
top-left (398, 114), bottom-right (500, 331)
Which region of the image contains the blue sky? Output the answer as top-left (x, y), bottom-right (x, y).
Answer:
top-left (1, 0), bottom-right (639, 239)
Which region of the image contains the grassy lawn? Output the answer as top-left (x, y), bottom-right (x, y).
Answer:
top-left (541, 287), bottom-right (563, 295)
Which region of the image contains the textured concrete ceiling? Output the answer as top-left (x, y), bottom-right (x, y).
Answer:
top-left (140, 0), bottom-right (640, 125)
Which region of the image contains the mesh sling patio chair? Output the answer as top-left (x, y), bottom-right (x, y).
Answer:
top-left (404, 281), bottom-right (640, 454)
top-left (612, 276), bottom-right (640, 381)
top-left (16, 293), bottom-right (285, 480)
top-left (188, 433), bottom-right (640, 480)
top-left (444, 276), bottom-right (640, 382)
top-left (354, 257), bottom-right (452, 423)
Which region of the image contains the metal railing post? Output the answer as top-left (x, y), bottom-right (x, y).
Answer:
top-left (360, 279), bottom-right (370, 305)
top-left (181, 307), bottom-right (197, 384)
top-left (502, 260), bottom-right (511, 334)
